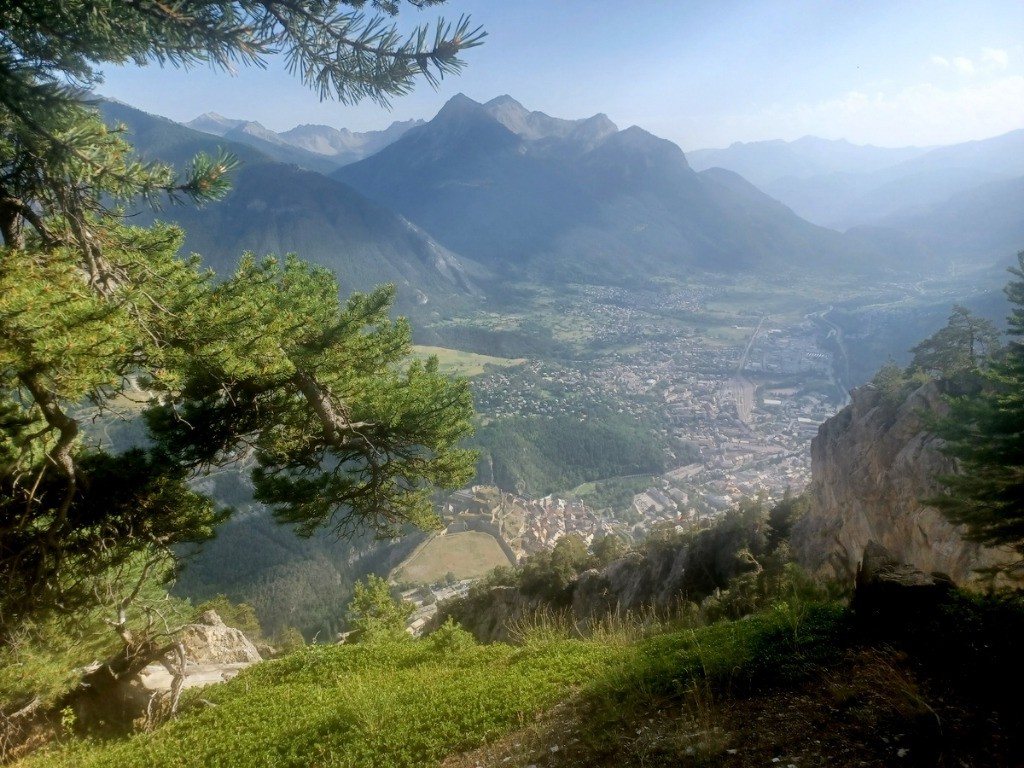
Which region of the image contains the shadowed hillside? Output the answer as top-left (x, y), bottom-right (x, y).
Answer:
top-left (335, 95), bottom-right (897, 284)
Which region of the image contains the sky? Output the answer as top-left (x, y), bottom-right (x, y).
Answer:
top-left (99, 1), bottom-right (1024, 151)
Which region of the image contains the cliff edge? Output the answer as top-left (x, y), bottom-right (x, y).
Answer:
top-left (792, 380), bottom-right (1015, 584)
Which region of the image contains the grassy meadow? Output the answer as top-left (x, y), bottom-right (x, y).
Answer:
top-left (391, 532), bottom-right (513, 584)
top-left (23, 603), bottom-right (847, 768)
top-left (411, 346), bottom-right (525, 377)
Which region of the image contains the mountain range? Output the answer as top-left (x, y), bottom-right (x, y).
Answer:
top-left (689, 130), bottom-right (1024, 238)
top-left (103, 94), bottom-right (1023, 307)
top-left (185, 112), bottom-right (424, 171)
top-left (334, 94), bottom-right (887, 283)
top-left (101, 101), bottom-right (484, 315)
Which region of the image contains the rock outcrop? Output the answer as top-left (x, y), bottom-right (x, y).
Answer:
top-left (178, 610), bottom-right (262, 664)
top-left (135, 610), bottom-right (262, 694)
top-left (792, 381), bottom-right (1015, 585)
top-left (60, 611), bottom-right (262, 736)
top-left (437, 517), bottom-right (766, 643)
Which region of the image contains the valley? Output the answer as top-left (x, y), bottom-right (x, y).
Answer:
top-left (163, 255), bottom-right (998, 639)
top-left (6, 6), bottom-right (1024, 765)
top-left (379, 271), bottom-right (989, 590)
top-left (75, 93), bottom-right (1018, 644)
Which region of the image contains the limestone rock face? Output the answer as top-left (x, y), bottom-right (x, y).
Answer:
top-left (450, 587), bottom-right (538, 644)
top-left (437, 523), bottom-right (764, 643)
top-left (792, 381), bottom-right (1014, 585)
top-left (178, 610), bottom-right (262, 664)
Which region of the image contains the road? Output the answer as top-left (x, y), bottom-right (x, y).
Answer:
top-left (722, 314), bottom-right (765, 425)
top-left (808, 307), bottom-right (852, 407)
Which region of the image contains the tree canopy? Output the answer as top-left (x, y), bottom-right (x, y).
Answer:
top-left (908, 304), bottom-right (1000, 379)
top-left (930, 252), bottom-right (1024, 558)
top-left (1, 2), bottom-right (480, 643)
top-left (344, 574), bottom-right (413, 642)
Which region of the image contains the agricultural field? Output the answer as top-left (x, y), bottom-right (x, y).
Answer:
top-left (391, 532), bottom-right (513, 585)
top-left (411, 345), bottom-right (525, 377)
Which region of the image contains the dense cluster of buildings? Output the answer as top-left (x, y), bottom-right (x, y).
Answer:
top-left (470, 284), bottom-right (844, 529)
top-left (393, 285), bottom-right (848, 635)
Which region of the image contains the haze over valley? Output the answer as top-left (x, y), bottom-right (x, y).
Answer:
top-left (94, 91), bottom-right (1022, 639)
top-left (9, 4), bottom-right (1024, 765)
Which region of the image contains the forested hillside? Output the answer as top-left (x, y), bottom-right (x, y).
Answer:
top-left (471, 411), bottom-right (679, 496)
top-left (100, 100), bottom-right (488, 316)
top-left (174, 510), bottom-right (423, 640)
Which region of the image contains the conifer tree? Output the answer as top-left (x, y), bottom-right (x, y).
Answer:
top-left (908, 304), bottom-right (1000, 379)
top-left (930, 252), bottom-right (1024, 557)
top-left (345, 574), bottom-right (413, 642)
top-left (0, 2), bottom-right (481, 644)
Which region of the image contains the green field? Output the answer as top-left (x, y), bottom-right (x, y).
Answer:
top-left (391, 531), bottom-right (513, 584)
top-left (411, 345), bottom-right (525, 376)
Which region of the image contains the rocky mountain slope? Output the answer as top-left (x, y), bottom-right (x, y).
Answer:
top-left (101, 100), bottom-right (487, 314)
top-left (437, 510), bottom-right (769, 644)
top-left (185, 112), bottom-right (422, 169)
top-left (335, 94), bottom-right (892, 284)
top-left (792, 380), bottom-right (1017, 583)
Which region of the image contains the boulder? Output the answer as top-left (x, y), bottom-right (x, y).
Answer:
top-left (852, 541), bottom-right (954, 631)
top-left (178, 610), bottom-right (262, 664)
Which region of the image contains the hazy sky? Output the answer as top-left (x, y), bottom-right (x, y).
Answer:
top-left (99, 1), bottom-right (1024, 151)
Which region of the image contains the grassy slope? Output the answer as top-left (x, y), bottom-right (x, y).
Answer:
top-left (21, 591), bottom-right (1024, 767)
top-left (24, 605), bottom-right (845, 768)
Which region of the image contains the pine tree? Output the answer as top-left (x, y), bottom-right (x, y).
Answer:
top-left (0, 2), bottom-right (481, 648)
top-left (345, 574), bottom-right (414, 642)
top-left (930, 252), bottom-right (1024, 557)
top-left (908, 304), bottom-right (1001, 379)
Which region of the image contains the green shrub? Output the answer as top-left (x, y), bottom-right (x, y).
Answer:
top-left (21, 596), bottom-right (851, 768)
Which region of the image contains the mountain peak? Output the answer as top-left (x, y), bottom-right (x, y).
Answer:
top-left (480, 96), bottom-right (617, 145)
top-left (186, 112), bottom-right (248, 136)
top-left (485, 94), bottom-right (525, 109)
top-left (435, 93), bottom-right (486, 118)
top-left (616, 125), bottom-right (682, 153)
top-left (224, 120), bottom-right (290, 147)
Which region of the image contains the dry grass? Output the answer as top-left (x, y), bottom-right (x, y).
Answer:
top-left (391, 532), bottom-right (513, 584)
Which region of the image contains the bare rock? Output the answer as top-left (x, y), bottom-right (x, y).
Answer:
top-left (792, 381), bottom-right (1015, 585)
top-left (178, 610), bottom-right (262, 664)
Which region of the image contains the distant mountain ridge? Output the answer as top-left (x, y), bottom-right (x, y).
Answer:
top-left (687, 136), bottom-right (931, 187)
top-left (688, 130), bottom-right (1024, 245)
top-left (102, 100), bottom-right (486, 314)
top-left (483, 94), bottom-right (618, 149)
top-left (280, 119), bottom-right (423, 158)
top-left (185, 112), bottom-right (423, 169)
top-left (119, 94), bottom-right (1019, 290)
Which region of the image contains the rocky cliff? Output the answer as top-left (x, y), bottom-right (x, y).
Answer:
top-left (792, 381), bottom-right (1015, 584)
top-left (436, 513), bottom-right (766, 643)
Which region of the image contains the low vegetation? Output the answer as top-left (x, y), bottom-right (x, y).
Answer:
top-left (472, 411), bottom-right (672, 496)
top-left (7, 491), bottom-right (1024, 766)
top-left (20, 597), bottom-right (848, 768)
top-left (19, 584), bottom-right (1024, 767)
